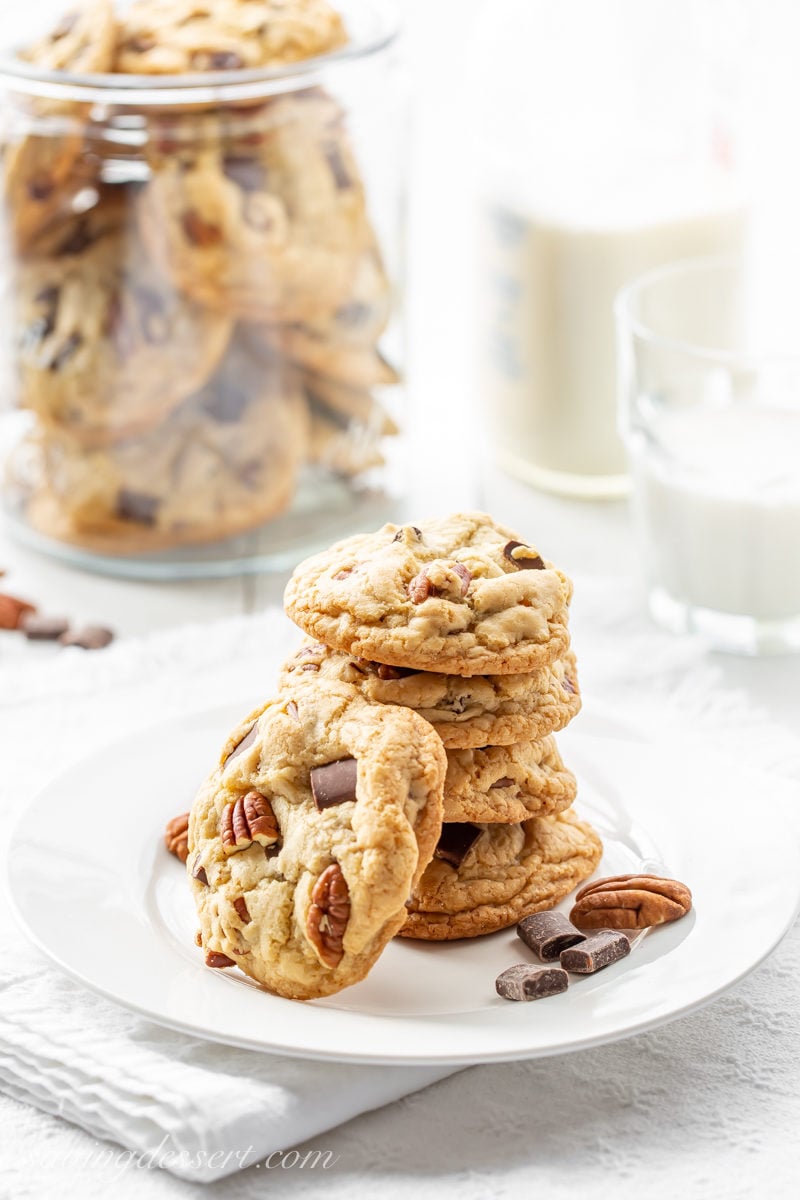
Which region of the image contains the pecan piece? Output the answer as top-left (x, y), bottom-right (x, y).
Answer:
top-left (306, 863), bottom-right (350, 968)
top-left (164, 811), bottom-right (190, 863)
top-left (182, 209), bottom-right (223, 247)
top-left (407, 561), bottom-right (472, 604)
top-left (220, 791), bottom-right (279, 854)
top-left (569, 874), bottom-right (692, 930)
top-left (205, 950), bottom-right (236, 969)
top-left (0, 593), bottom-right (36, 630)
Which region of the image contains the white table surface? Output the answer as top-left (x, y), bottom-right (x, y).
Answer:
top-left (2, 2), bottom-right (800, 1195)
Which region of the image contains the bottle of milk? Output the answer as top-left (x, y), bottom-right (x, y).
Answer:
top-left (470, 0), bottom-right (749, 498)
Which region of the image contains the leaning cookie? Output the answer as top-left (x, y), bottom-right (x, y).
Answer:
top-left (279, 639), bottom-right (580, 748)
top-left (284, 512), bottom-right (574, 676)
top-left (188, 681), bottom-right (446, 1000)
top-left (400, 809), bottom-right (602, 941)
top-left (442, 738), bottom-right (577, 824)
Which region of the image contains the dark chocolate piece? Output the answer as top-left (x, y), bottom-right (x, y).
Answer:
top-left (434, 823), bottom-right (482, 868)
top-left (502, 540), bottom-right (545, 571)
top-left (392, 525), bottom-right (422, 542)
top-left (20, 613), bottom-right (70, 640)
top-left (495, 963), bottom-right (569, 1002)
top-left (222, 155), bottom-right (267, 192)
top-left (116, 488), bottom-right (160, 526)
top-left (490, 777), bottom-right (515, 790)
top-left (311, 757), bottom-right (358, 810)
top-left (517, 911), bottom-right (587, 962)
top-left (560, 929), bottom-right (631, 974)
top-left (59, 625), bottom-right (114, 650)
top-left (191, 858), bottom-right (208, 886)
top-left (324, 143), bottom-right (352, 189)
top-left (205, 950), bottom-right (236, 968)
top-left (223, 723), bottom-right (258, 767)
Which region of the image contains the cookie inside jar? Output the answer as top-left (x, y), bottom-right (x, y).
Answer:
top-left (0, 0), bottom-right (404, 573)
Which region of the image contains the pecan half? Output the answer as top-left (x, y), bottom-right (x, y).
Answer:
top-left (164, 811), bottom-right (190, 862)
top-left (569, 874), bottom-right (692, 930)
top-left (221, 791), bottom-right (279, 854)
top-left (306, 863), bottom-right (350, 968)
top-left (407, 561), bottom-right (472, 604)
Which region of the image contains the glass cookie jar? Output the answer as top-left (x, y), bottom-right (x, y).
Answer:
top-left (0, 0), bottom-right (405, 578)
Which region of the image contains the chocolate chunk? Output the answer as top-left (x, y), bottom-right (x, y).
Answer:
top-left (563, 677), bottom-right (577, 695)
top-left (335, 301), bottom-right (372, 327)
top-left (434, 823), bottom-right (482, 868)
top-left (32, 285), bottom-right (60, 341)
top-left (59, 625), bottom-right (114, 650)
top-left (495, 964), bottom-right (569, 1002)
top-left (222, 155), bottom-right (267, 192)
top-left (48, 331), bottom-right (82, 371)
top-left (20, 613), bottom-right (70, 640)
top-left (192, 857), bottom-right (208, 886)
top-left (560, 929), bottom-right (631, 974)
top-left (54, 218), bottom-right (95, 257)
top-left (116, 488), bottom-right (160, 526)
top-left (517, 911), bottom-right (587, 962)
top-left (28, 173), bottom-right (55, 201)
top-left (126, 34), bottom-right (155, 53)
top-left (223, 723), bottom-right (258, 767)
top-left (503, 540), bottom-right (545, 571)
top-left (193, 50), bottom-right (245, 70)
top-left (311, 757), bottom-right (358, 810)
top-left (490, 777), bottom-right (515, 790)
top-left (203, 383), bottom-right (248, 423)
top-left (324, 144), bottom-right (352, 189)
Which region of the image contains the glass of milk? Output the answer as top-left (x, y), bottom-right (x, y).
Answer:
top-left (617, 256), bottom-right (800, 654)
top-left (470, 0), bottom-right (750, 499)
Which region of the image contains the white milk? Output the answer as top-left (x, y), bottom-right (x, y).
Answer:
top-left (629, 405), bottom-right (800, 621)
top-left (478, 183), bottom-right (747, 494)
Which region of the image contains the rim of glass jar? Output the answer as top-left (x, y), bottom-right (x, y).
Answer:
top-left (616, 253), bottom-right (800, 371)
top-left (0, 0), bottom-right (399, 106)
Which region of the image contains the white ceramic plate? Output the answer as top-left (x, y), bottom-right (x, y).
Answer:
top-left (6, 703), bottom-right (800, 1065)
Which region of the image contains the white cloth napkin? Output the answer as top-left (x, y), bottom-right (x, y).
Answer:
top-left (1, 587), bottom-right (799, 1187)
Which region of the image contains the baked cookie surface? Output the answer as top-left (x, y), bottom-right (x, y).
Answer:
top-left (279, 639), bottom-right (580, 748)
top-left (188, 681), bottom-right (446, 999)
top-left (401, 809), bottom-right (602, 941)
top-left (284, 512), bottom-right (573, 676)
top-left (21, 338), bottom-right (307, 550)
top-left (16, 194), bottom-right (232, 444)
top-left (138, 93), bottom-right (369, 321)
top-left (115, 0), bottom-right (347, 74)
top-left (442, 737), bottom-right (577, 824)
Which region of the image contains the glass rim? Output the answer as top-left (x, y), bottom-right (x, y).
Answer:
top-left (615, 253), bottom-right (800, 370)
top-left (0, 0), bottom-right (398, 106)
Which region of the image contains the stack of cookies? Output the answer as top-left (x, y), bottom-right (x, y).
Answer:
top-left (2, 0), bottom-right (399, 554)
top-left (183, 511), bottom-right (602, 999)
top-left (281, 512), bottom-right (602, 942)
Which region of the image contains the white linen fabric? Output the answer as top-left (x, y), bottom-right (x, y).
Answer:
top-left (1, 582), bottom-right (799, 1197)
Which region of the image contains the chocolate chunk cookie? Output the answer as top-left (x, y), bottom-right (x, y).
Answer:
top-left (16, 191), bottom-right (232, 444)
top-left (138, 93), bottom-right (369, 322)
top-left (279, 639), bottom-right (580, 748)
top-left (266, 241), bottom-right (399, 386)
top-left (115, 0), bottom-right (347, 74)
top-left (401, 809), bottom-right (602, 941)
top-left (2, 0), bottom-right (115, 249)
top-left (284, 512), bottom-right (574, 676)
top-left (188, 681), bottom-right (446, 999)
top-left (21, 338), bottom-right (307, 551)
top-left (442, 737), bottom-right (577, 823)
